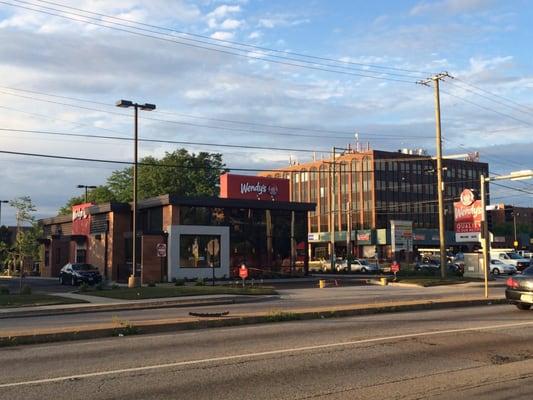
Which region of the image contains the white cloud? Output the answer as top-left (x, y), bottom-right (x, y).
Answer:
top-left (220, 18), bottom-right (243, 30)
top-left (410, 0), bottom-right (495, 16)
top-left (248, 30), bottom-right (262, 39)
top-left (210, 31), bottom-right (235, 40)
top-left (207, 5), bottom-right (241, 20)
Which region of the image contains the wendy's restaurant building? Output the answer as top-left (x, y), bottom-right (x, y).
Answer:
top-left (39, 174), bottom-right (315, 282)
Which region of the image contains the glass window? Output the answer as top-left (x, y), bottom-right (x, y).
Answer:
top-left (180, 234), bottom-right (221, 268)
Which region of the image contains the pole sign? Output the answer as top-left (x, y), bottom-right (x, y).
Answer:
top-left (239, 264), bottom-right (248, 279)
top-left (156, 243), bottom-right (167, 257)
top-left (454, 189), bottom-right (482, 242)
top-left (390, 220), bottom-right (413, 253)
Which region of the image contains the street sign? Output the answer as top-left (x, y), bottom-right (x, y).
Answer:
top-left (156, 243), bottom-right (167, 257)
top-left (239, 264), bottom-right (248, 279)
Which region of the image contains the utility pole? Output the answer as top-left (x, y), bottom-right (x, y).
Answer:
top-left (418, 72), bottom-right (453, 279)
top-left (0, 200), bottom-right (8, 227)
top-left (330, 147), bottom-right (336, 271)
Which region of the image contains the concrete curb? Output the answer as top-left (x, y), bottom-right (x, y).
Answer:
top-left (0, 295), bottom-right (279, 319)
top-left (0, 298), bottom-right (508, 347)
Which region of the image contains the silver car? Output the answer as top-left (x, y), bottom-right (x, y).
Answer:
top-left (336, 259), bottom-right (379, 273)
top-left (490, 259), bottom-right (517, 276)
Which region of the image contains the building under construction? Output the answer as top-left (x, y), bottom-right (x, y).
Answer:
top-left (261, 146), bottom-right (488, 261)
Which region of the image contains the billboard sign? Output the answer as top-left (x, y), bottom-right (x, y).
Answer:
top-left (220, 174), bottom-right (290, 202)
top-left (71, 203), bottom-right (93, 236)
top-left (454, 189), bottom-right (482, 242)
top-left (390, 220), bottom-right (413, 253)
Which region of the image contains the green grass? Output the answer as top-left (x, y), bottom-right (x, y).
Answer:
top-left (79, 285), bottom-right (277, 300)
top-left (0, 294), bottom-right (87, 308)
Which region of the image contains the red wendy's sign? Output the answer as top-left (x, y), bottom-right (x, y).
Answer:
top-left (220, 174), bottom-right (289, 202)
top-left (71, 203), bottom-right (93, 236)
top-left (454, 189), bottom-right (482, 242)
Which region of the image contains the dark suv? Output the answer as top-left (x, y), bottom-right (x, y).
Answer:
top-left (59, 263), bottom-right (102, 286)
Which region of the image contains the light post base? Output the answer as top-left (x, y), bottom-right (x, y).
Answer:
top-left (128, 275), bottom-right (141, 288)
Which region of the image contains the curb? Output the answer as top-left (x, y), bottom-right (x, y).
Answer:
top-left (0, 298), bottom-right (508, 347)
top-left (0, 295), bottom-right (279, 319)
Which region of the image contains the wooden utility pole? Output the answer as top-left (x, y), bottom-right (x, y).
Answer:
top-left (418, 72), bottom-right (453, 279)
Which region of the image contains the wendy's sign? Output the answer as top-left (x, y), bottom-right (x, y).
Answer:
top-left (220, 174), bottom-right (289, 201)
top-left (454, 189), bottom-right (482, 242)
top-left (71, 203), bottom-right (93, 236)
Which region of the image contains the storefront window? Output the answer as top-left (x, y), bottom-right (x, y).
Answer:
top-left (180, 234), bottom-right (221, 268)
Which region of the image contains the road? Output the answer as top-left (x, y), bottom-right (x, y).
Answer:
top-left (1, 305), bottom-right (532, 399)
top-left (0, 283), bottom-right (506, 335)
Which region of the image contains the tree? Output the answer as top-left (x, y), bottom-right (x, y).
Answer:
top-left (59, 149), bottom-right (226, 213)
top-left (6, 197), bottom-right (41, 282)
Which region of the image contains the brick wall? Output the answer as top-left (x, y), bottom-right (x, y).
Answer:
top-left (141, 235), bottom-right (166, 283)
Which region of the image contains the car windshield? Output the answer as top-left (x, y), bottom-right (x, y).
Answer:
top-left (491, 260), bottom-right (502, 264)
top-left (360, 260), bottom-right (369, 265)
top-left (507, 253), bottom-right (523, 260)
top-left (72, 264), bottom-right (97, 271)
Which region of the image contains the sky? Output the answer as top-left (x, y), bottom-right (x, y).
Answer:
top-left (0, 0), bottom-right (532, 225)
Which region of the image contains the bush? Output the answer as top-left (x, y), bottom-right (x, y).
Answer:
top-left (0, 286), bottom-right (9, 295)
top-left (79, 282), bottom-right (89, 292)
top-left (95, 282), bottom-right (105, 291)
top-left (111, 284), bottom-right (119, 290)
top-left (147, 281), bottom-right (156, 287)
top-left (174, 279), bottom-right (185, 286)
top-left (195, 278), bottom-right (205, 286)
top-left (20, 285), bottom-right (32, 295)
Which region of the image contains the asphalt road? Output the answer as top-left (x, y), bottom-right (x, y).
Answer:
top-left (1, 305), bottom-right (532, 400)
top-left (0, 284), bottom-right (507, 335)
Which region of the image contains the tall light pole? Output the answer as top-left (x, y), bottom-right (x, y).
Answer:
top-left (116, 100), bottom-right (156, 287)
top-left (513, 210), bottom-right (519, 248)
top-left (0, 200), bottom-right (8, 227)
top-left (77, 185), bottom-right (97, 203)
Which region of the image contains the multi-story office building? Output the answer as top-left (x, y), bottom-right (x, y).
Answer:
top-left (262, 148), bottom-right (489, 260)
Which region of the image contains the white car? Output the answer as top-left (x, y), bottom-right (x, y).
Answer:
top-left (336, 259), bottom-right (379, 273)
top-left (490, 259), bottom-right (517, 275)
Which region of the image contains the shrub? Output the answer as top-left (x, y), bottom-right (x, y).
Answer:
top-left (195, 278), bottom-right (205, 286)
top-left (0, 286), bottom-right (9, 295)
top-left (147, 281), bottom-right (156, 287)
top-left (111, 284), bottom-right (119, 290)
top-left (174, 279), bottom-right (185, 286)
top-left (20, 285), bottom-right (32, 295)
top-left (266, 310), bottom-right (300, 322)
top-left (79, 282), bottom-right (89, 292)
top-left (95, 282), bottom-right (105, 291)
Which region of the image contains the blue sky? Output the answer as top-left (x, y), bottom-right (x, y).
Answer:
top-left (0, 0), bottom-right (532, 224)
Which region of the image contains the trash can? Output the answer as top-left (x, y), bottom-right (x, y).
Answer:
top-left (319, 279), bottom-right (326, 289)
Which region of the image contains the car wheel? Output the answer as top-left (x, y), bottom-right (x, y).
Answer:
top-left (59, 275), bottom-right (63, 285)
top-left (516, 303), bottom-right (531, 311)
top-left (72, 276), bottom-right (78, 286)
top-left (492, 268), bottom-right (500, 276)
top-left (360, 267), bottom-right (367, 273)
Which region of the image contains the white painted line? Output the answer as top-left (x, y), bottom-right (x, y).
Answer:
top-left (1, 320), bottom-right (533, 389)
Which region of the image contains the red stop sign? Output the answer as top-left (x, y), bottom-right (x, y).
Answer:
top-left (239, 265), bottom-right (248, 279)
top-left (391, 262), bottom-right (400, 273)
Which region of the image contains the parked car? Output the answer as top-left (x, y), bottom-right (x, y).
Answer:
top-left (415, 259), bottom-right (463, 275)
top-left (505, 266), bottom-right (533, 310)
top-left (59, 263), bottom-right (102, 286)
top-left (490, 259), bottom-right (517, 276)
top-left (335, 259), bottom-right (379, 273)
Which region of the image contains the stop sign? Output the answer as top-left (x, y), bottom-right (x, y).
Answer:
top-left (239, 265), bottom-right (248, 279)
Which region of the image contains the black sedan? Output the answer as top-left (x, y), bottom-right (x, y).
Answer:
top-left (59, 263), bottom-right (102, 286)
top-left (505, 266), bottom-right (533, 310)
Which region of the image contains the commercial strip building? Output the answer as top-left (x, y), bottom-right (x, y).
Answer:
top-left (261, 148), bottom-right (489, 260)
top-left (39, 174), bottom-right (314, 282)
top-left (489, 205), bottom-right (533, 249)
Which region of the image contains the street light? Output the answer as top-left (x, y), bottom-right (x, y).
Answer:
top-left (116, 99), bottom-right (156, 288)
top-left (0, 200), bottom-right (8, 227)
top-left (77, 185), bottom-right (97, 203)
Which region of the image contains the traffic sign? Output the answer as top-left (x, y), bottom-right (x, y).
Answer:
top-left (156, 243), bottom-right (167, 257)
top-left (239, 264), bottom-right (248, 279)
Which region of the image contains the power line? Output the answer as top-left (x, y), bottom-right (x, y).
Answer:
top-left (1, 0), bottom-right (418, 84)
top-left (453, 77), bottom-right (533, 114)
top-left (0, 85), bottom-right (422, 139)
top-left (33, 0), bottom-right (433, 76)
top-left (19, 0), bottom-right (430, 79)
top-left (0, 88), bottom-right (433, 141)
